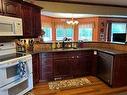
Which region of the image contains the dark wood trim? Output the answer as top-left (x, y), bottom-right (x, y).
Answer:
top-left (38, 0), bottom-right (127, 8)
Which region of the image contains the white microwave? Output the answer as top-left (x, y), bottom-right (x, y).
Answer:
top-left (0, 15), bottom-right (23, 36)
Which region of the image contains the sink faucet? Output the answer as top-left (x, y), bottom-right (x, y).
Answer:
top-left (62, 41), bottom-right (65, 49)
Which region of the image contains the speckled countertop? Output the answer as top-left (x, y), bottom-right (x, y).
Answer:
top-left (27, 48), bottom-right (127, 55)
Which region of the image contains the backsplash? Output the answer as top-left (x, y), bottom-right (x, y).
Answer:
top-left (15, 38), bottom-right (34, 52)
top-left (84, 42), bottom-right (127, 51)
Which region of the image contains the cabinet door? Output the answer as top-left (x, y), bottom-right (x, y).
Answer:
top-left (40, 53), bottom-right (53, 82)
top-left (32, 53), bottom-right (40, 85)
top-left (32, 8), bottom-right (41, 38)
top-left (21, 5), bottom-right (32, 37)
top-left (3, 0), bottom-right (21, 17)
top-left (0, 0), bottom-right (3, 14)
top-left (53, 58), bottom-right (71, 80)
top-left (97, 52), bottom-right (113, 85)
top-left (68, 51), bottom-right (86, 77)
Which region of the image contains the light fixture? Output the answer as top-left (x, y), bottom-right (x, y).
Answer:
top-left (66, 18), bottom-right (79, 25)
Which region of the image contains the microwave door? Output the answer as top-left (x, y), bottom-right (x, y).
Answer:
top-left (0, 22), bottom-right (15, 36)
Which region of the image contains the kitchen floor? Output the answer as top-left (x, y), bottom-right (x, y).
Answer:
top-left (31, 76), bottom-right (127, 95)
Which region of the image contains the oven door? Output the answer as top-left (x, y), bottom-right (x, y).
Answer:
top-left (0, 60), bottom-right (28, 88)
top-left (0, 73), bottom-right (33, 95)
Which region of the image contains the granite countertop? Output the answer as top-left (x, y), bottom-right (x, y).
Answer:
top-left (26, 48), bottom-right (127, 55)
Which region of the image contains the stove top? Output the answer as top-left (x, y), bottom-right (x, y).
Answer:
top-left (0, 53), bottom-right (27, 62)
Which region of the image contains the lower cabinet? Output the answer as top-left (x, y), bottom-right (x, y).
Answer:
top-left (39, 50), bottom-right (97, 82)
top-left (32, 53), bottom-right (40, 85)
top-left (40, 53), bottom-right (53, 82)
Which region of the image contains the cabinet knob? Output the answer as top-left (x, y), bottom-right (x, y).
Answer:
top-left (77, 56), bottom-right (79, 58)
top-left (72, 56), bottom-right (74, 58)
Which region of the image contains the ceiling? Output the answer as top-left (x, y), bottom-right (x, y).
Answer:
top-left (36, 0), bottom-right (127, 6)
top-left (41, 11), bottom-right (127, 18)
top-left (33, 0), bottom-right (127, 18)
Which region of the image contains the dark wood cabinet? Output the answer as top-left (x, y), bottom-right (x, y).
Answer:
top-left (21, 3), bottom-right (42, 38)
top-left (0, 0), bottom-right (42, 38)
top-left (32, 8), bottom-right (41, 38)
top-left (32, 53), bottom-right (40, 85)
top-left (21, 4), bottom-right (32, 38)
top-left (53, 52), bottom-right (71, 80)
top-left (69, 50), bottom-right (97, 77)
top-left (3, 0), bottom-right (21, 17)
top-left (0, 0), bottom-right (3, 14)
top-left (40, 53), bottom-right (53, 82)
top-left (40, 50), bottom-right (97, 82)
top-left (68, 51), bottom-right (85, 77)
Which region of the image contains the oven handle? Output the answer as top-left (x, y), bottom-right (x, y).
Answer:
top-left (0, 61), bottom-right (19, 69)
top-left (0, 77), bottom-right (28, 90)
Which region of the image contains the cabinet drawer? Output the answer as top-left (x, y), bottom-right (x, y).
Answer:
top-left (54, 52), bottom-right (68, 58)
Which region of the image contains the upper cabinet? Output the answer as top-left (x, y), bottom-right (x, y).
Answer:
top-left (32, 8), bottom-right (41, 38)
top-left (0, 0), bottom-right (42, 38)
top-left (0, 0), bottom-right (3, 14)
top-left (0, 0), bottom-right (21, 17)
top-left (21, 4), bottom-right (33, 38)
top-left (21, 2), bottom-right (42, 38)
top-left (3, 0), bottom-right (21, 17)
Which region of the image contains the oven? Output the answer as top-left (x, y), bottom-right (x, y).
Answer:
top-left (0, 54), bottom-right (33, 95)
top-left (0, 42), bottom-right (33, 95)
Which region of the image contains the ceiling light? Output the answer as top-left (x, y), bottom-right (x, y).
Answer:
top-left (66, 18), bottom-right (79, 25)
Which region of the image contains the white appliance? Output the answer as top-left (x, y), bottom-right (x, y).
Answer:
top-left (0, 42), bottom-right (33, 95)
top-left (0, 15), bottom-right (23, 36)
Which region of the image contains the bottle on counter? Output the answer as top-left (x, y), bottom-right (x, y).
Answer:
top-left (52, 41), bottom-right (56, 49)
top-left (57, 41), bottom-right (61, 48)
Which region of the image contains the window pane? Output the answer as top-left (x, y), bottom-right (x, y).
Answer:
top-left (43, 27), bottom-right (52, 41)
top-left (111, 23), bottom-right (126, 42)
top-left (112, 23), bottom-right (126, 33)
top-left (56, 27), bottom-right (64, 40)
top-left (78, 24), bottom-right (93, 41)
top-left (56, 27), bottom-right (73, 41)
top-left (65, 28), bottom-right (73, 38)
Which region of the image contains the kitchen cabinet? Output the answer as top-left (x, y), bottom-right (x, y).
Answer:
top-left (32, 8), bottom-right (41, 38)
top-left (21, 2), bottom-right (42, 38)
top-left (69, 50), bottom-right (97, 77)
top-left (53, 52), bottom-right (71, 80)
top-left (40, 50), bottom-right (97, 82)
top-left (0, 0), bottom-right (3, 14)
top-left (40, 53), bottom-right (54, 82)
top-left (21, 4), bottom-right (33, 38)
top-left (0, 0), bottom-right (21, 17)
top-left (32, 53), bottom-right (40, 85)
top-left (68, 51), bottom-right (85, 77)
top-left (3, 0), bottom-right (21, 17)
